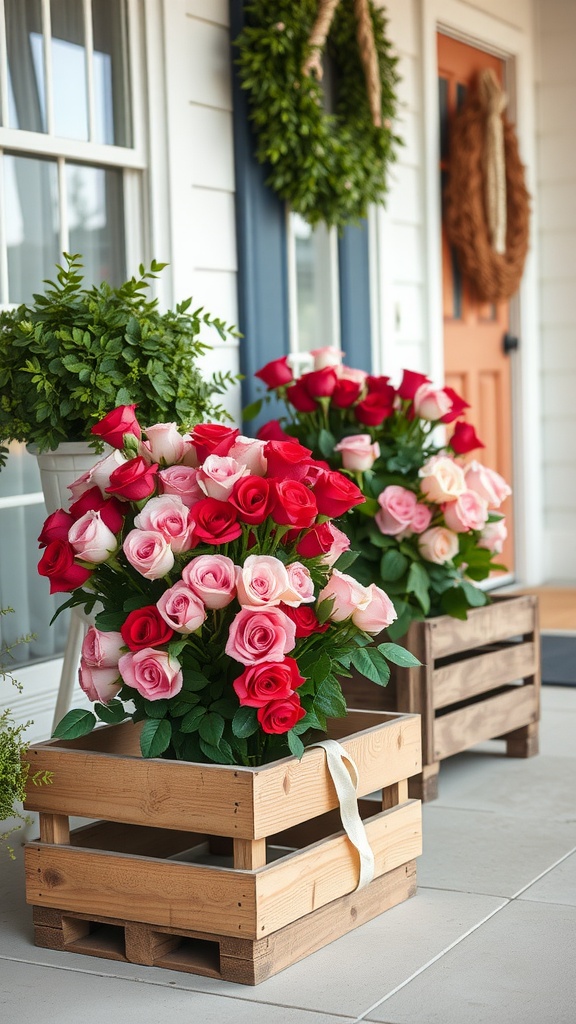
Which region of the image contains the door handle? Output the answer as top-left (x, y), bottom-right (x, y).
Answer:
top-left (503, 332), bottom-right (519, 355)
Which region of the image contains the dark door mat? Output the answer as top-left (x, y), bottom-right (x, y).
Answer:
top-left (541, 634), bottom-right (576, 686)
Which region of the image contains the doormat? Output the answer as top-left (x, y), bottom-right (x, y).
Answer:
top-left (541, 634), bottom-right (576, 687)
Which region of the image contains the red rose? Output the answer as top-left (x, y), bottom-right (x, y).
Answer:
top-left (301, 367), bottom-right (338, 398)
top-left (312, 469), bottom-right (365, 517)
top-left (257, 420), bottom-right (291, 442)
top-left (441, 387), bottom-right (470, 424)
top-left (257, 694), bottom-right (306, 734)
top-left (286, 381), bottom-right (318, 413)
top-left (332, 378), bottom-right (362, 408)
top-left (38, 539), bottom-right (92, 594)
top-left (229, 476), bottom-right (273, 525)
top-left (70, 486), bottom-right (125, 533)
top-left (264, 440), bottom-right (313, 481)
top-left (190, 424), bottom-right (239, 461)
top-left (450, 420), bottom-right (485, 454)
top-left (91, 404), bottom-right (142, 449)
top-left (355, 390), bottom-right (395, 426)
top-left (255, 356), bottom-right (294, 389)
top-left (398, 369), bottom-right (430, 400)
top-left (121, 605), bottom-right (174, 651)
top-left (270, 480), bottom-right (318, 529)
top-left (38, 509), bottom-right (74, 547)
top-left (280, 603), bottom-right (328, 638)
top-left (295, 521), bottom-right (334, 557)
top-left (192, 497), bottom-right (242, 544)
top-left (366, 374), bottom-right (392, 394)
top-left (233, 657), bottom-right (305, 707)
top-left (105, 457), bottom-right (158, 501)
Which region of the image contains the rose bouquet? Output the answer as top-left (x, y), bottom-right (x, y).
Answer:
top-left (37, 405), bottom-right (416, 766)
top-left (250, 349), bottom-right (510, 637)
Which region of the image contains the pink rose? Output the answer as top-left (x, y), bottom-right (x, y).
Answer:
top-left (418, 527), bottom-right (459, 564)
top-left (68, 450), bottom-right (127, 501)
top-left (413, 383), bottom-right (452, 421)
top-left (228, 436), bottom-right (268, 476)
top-left (79, 663), bottom-right (122, 704)
top-left (478, 518), bottom-right (508, 554)
top-left (158, 465), bottom-right (204, 507)
top-left (156, 582), bottom-right (206, 633)
top-left (134, 494), bottom-right (194, 553)
top-left (225, 607), bottom-right (296, 665)
top-left (284, 561), bottom-right (315, 605)
top-left (334, 434), bottom-right (380, 471)
top-left (68, 510), bottom-right (118, 563)
top-left (339, 365), bottom-right (368, 386)
top-left (317, 569), bottom-right (370, 622)
top-left (182, 554), bottom-right (237, 609)
top-left (123, 529), bottom-right (175, 579)
top-left (352, 584), bottom-right (397, 634)
top-left (419, 455), bottom-right (466, 503)
top-left (142, 422), bottom-right (187, 464)
top-left (322, 524), bottom-right (352, 566)
top-left (236, 555), bottom-right (292, 608)
top-left (410, 503), bottom-right (433, 534)
top-left (443, 489), bottom-right (489, 533)
top-left (81, 627), bottom-right (124, 668)
top-left (310, 346), bottom-right (343, 370)
top-left (464, 461), bottom-right (512, 509)
top-left (197, 455), bottom-right (250, 501)
top-left (375, 486), bottom-right (418, 536)
top-left (118, 648), bottom-right (183, 700)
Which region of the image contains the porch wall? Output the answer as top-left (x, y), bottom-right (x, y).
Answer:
top-left (534, 0), bottom-right (576, 580)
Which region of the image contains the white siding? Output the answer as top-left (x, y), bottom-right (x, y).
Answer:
top-left (534, 0), bottom-right (576, 578)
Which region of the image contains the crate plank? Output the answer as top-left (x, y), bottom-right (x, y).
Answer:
top-left (433, 684), bottom-right (539, 760)
top-left (428, 595), bottom-right (536, 659)
top-left (432, 641), bottom-right (536, 709)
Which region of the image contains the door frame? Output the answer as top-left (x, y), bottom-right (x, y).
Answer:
top-left (421, 0), bottom-right (543, 586)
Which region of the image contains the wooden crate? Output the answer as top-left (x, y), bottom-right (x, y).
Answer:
top-left (24, 709), bottom-right (422, 985)
top-left (340, 595), bottom-right (540, 802)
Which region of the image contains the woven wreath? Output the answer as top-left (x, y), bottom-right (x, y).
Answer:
top-left (443, 74), bottom-right (531, 303)
top-left (235, 0), bottom-right (401, 229)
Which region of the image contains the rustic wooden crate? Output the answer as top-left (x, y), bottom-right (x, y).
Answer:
top-left (24, 709), bottom-right (422, 985)
top-left (340, 595), bottom-right (540, 802)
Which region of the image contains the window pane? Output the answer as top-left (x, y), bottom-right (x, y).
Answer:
top-left (0, 446), bottom-right (69, 664)
top-left (50, 0), bottom-right (88, 141)
top-left (66, 163), bottom-right (126, 285)
top-left (292, 213), bottom-right (340, 354)
top-left (5, 154), bottom-right (59, 304)
top-left (4, 0), bottom-right (46, 132)
top-left (92, 0), bottom-right (132, 147)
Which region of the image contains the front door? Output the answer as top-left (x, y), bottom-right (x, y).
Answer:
top-left (438, 32), bottom-right (515, 573)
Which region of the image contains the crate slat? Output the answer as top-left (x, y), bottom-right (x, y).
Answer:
top-left (433, 684), bottom-right (539, 760)
top-left (432, 641), bottom-right (536, 709)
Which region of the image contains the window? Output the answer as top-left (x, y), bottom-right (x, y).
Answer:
top-left (288, 212), bottom-right (341, 371)
top-left (0, 0), bottom-right (145, 665)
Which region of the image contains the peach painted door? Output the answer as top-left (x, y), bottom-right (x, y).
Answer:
top-left (438, 32), bottom-right (515, 573)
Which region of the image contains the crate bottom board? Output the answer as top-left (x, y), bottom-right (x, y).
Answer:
top-left (32, 860), bottom-right (417, 985)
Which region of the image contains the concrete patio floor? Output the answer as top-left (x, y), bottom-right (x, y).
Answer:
top-left (1, 684), bottom-right (575, 1024)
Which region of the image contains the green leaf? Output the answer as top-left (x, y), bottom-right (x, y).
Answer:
top-left (406, 562), bottom-right (431, 615)
top-left (333, 549), bottom-right (359, 572)
top-left (232, 706), bottom-right (259, 738)
top-left (139, 718), bottom-right (172, 758)
top-left (441, 586), bottom-right (470, 620)
top-left (314, 676), bottom-right (347, 717)
top-left (199, 738), bottom-right (236, 765)
top-left (461, 581), bottom-right (488, 607)
top-left (168, 694), bottom-right (200, 717)
top-left (316, 595), bottom-right (335, 625)
top-left (350, 647), bottom-right (391, 686)
top-left (182, 670), bottom-right (211, 692)
top-left (242, 398), bottom-right (263, 420)
top-left (311, 651), bottom-right (331, 684)
top-left (142, 698), bottom-right (169, 719)
top-left (52, 709), bottom-right (96, 740)
top-left (377, 642), bottom-right (421, 668)
top-left (94, 610), bottom-right (126, 632)
top-left (199, 712), bottom-right (225, 747)
top-left (318, 427), bottom-right (336, 458)
top-left (287, 730), bottom-right (305, 759)
top-left (380, 548), bottom-right (408, 582)
top-left (180, 705), bottom-right (207, 733)
top-left (94, 699), bottom-right (127, 725)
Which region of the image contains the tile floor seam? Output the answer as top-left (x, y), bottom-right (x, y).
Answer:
top-left (349, 898), bottom-right (510, 1023)
top-left (509, 844), bottom-right (576, 899)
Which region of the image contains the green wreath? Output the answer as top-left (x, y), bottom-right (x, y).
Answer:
top-left (235, 0), bottom-right (401, 229)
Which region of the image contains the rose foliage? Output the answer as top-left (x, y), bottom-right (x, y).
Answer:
top-left (250, 349), bottom-right (511, 637)
top-left (38, 408), bottom-right (417, 766)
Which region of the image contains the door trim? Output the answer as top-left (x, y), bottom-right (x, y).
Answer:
top-left (422, 0), bottom-right (543, 586)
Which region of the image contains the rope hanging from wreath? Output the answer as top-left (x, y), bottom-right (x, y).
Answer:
top-left (443, 69), bottom-right (531, 303)
top-left (235, 0), bottom-right (401, 229)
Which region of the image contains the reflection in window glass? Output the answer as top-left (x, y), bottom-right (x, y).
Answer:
top-left (66, 163), bottom-right (126, 286)
top-left (292, 213), bottom-right (340, 354)
top-left (51, 0), bottom-right (88, 141)
top-left (4, 0), bottom-right (46, 132)
top-left (92, 0), bottom-right (132, 147)
top-left (6, 155), bottom-right (59, 304)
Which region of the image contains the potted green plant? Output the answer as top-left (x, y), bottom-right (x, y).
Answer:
top-left (0, 252), bottom-right (238, 486)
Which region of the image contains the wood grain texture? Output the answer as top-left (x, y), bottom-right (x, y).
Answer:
top-left (432, 641), bottom-right (536, 709)
top-left (433, 684), bottom-right (538, 760)
top-left (427, 595), bottom-right (537, 659)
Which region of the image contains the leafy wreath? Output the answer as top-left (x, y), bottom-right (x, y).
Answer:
top-left (235, 0), bottom-right (401, 229)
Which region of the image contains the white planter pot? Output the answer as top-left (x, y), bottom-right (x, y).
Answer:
top-left (28, 441), bottom-right (102, 516)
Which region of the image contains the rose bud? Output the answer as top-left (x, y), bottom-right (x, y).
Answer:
top-left (91, 404), bottom-right (142, 448)
top-left (255, 355), bottom-right (294, 389)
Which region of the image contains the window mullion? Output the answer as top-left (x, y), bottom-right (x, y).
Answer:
top-left (0, 0), bottom-right (9, 127)
top-left (83, 0), bottom-right (96, 142)
top-left (286, 207), bottom-right (300, 358)
top-left (0, 147), bottom-right (8, 303)
top-left (42, 0), bottom-right (54, 136)
top-left (58, 155), bottom-right (69, 254)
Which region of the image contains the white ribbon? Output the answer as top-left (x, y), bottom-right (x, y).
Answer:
top-left (310, 738), bottom-right (375, 890)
